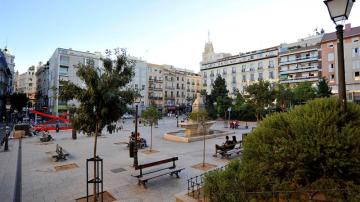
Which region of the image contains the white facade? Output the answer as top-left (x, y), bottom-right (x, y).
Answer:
top-left (201, 41), bottom-right (278, 95)
top-left (48, 48), bottom-right (103, 115)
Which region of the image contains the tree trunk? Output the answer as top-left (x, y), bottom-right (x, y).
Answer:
top-left (202, 123), bottom-right (206, 167)
top-left (93, 122), bottom-right (99, 202)
top-left (150, 124), bottom-right (153, 151)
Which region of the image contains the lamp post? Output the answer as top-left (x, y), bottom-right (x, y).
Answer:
top-left (324, 0), bottom-right (356, 112)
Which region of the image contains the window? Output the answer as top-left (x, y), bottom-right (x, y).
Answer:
top-left (328, 53), bottom-right (334, 61)
top-left (258, 73), bottom-right (263, 80)
top-left (242, 75), bottom-right (246, 82)
top-left (59, 65), bottom-right (69, 76)
top-left (353, 37), bottom-right (359, 44)
top-left (355, 72), bottom-right (360, 80)
top-left (135, 84), bottom-right (138, 89)
top-left (232, 67), bottom-right (236, 73)
top-left (177, 77), bottom-right (179, 81)
top-left (232, 76), bottom-right (236, 84)
top-left (329, 63), bottom-right (334, 71)
top-left (330, 74), bottom-right (335, 81)
top-left (60, 56), bottom-right (70, 66)
top-left (258, 62), bottom-right (263, 69)
top-left (353, 48), bottom-right (359, 57)
top-left (250, 74), bottom-right (254, 81)
top-left (327, 43), bottom-right (334, 48)
top-left (353, 61), bottom-right (360, 69)
top-left (269, 60), bottom-right (274, 68)
top-left (269, 71), bottom-right (274, 79)
top-left (142, 85), bottom-right (145, 90)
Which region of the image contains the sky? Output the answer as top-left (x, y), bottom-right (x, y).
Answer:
top-left (1, 0), bottom-right (360, 74)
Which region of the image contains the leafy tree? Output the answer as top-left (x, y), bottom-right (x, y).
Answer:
top-left (245, 81), bottom-right (275, 121)
top-left (189, 110), bottom-right (209, 167)
top-left (316, 77), bottom-right (332, 98)
top-left (141, 106), bottom-right (162, 151)
top-left (211, 76), bottom-right (231, 119)
top-left (274, 83), bottom-right (294, 112)
top-left (232, 90), bottom-right (245, 112)
top-left (293, 81), bottom-right (316, 104)
top-left (60, 49), bottom-right (136, 201)
top-left (204, 98), bottom-right (360, 201)
top-left (10, 93), bottom-right (29, 112)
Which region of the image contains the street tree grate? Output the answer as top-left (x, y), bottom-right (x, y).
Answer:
top-left (111, 167), bottom-right (126, 173)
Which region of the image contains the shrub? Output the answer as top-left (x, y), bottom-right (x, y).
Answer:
top-left (204, 98), bottom-right (360, 201)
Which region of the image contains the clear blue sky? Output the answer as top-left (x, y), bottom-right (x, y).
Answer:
top-left (1, 0), bottom-right (360, 73)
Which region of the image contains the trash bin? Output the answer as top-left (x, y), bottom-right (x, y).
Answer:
top-left (129, 141), bottom-right (134, 158)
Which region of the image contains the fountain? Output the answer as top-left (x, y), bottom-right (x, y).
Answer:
top-left (163, 93), bottom-right (234, 143)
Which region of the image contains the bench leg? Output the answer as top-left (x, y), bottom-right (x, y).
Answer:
top-left (175, 172), bottom-right (180, 178)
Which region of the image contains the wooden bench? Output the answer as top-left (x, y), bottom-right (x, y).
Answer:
top-left (52, 144), bottom-right (69, 161)
top-left (219, 141), bottom-right (243, 158)
top-left (132, 157), bottom-right (185, 188)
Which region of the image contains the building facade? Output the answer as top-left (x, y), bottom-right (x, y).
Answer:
top-left (321, 24), bottom-right (360, 102)
top-left (0, 48), bottom-right (13, 121)
top-left (35, 62), bottom-right (50, 110)
top-left (200, 40), bottom-right (278, 95)
top-left (48, 48), bottom-right (103, 115)
top-left (279, 34), bottom-right (324, 84)
top-left (15, 66), bottom-right (37, 104)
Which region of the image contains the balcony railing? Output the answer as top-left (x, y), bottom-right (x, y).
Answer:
top-left (165, 86), bottom-right (175, 90)
top-left (279, 66), bottom-right (320, 75)
top-left (279, 56), bottom-right (318, 65)
top-left (280, 76), bottom-right (319, 84)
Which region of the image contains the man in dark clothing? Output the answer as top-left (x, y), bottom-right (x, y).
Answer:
top-left (213, 136), bottom-right (234, 157)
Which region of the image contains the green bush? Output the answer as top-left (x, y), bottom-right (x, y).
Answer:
top-left (204, 98), bottom-right (360, 201)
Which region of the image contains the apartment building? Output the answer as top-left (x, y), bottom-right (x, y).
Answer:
top-left (35, 62), bottom-right (50, 110)
top-left (0, 48), bottom-right (13, 119)
top-left (15, 66), bottom-right (37, 104)
top-left (321, 24), bottom-right (360, 102)
top-left (278, 33), bottom-right (324, 84)
top-left (48, 48), bottom-right (103, 115)
top-left (200, 40), bottom-right (278, 95)
top-left (146, 63), bottom-right (201, 113)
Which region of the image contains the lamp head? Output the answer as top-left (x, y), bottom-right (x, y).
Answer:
top-left (324, 0), bottom-right (355, 25)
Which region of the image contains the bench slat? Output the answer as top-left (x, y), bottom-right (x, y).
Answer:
top-left (139, 168), bottom-right (185, 182)
top-left (135, 157), bottom-right (178, 170)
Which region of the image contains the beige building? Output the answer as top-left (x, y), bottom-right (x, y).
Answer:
top-left (279, 33), bottom-right (324, 84)
top-left (321, 24), bottom-right (360, 102)
top-left (15, 66), bottom-right (37, 104)
top-left (146, 63), bottom-right (201, 113)
top-left (201, 40), bottom-right (278, 95)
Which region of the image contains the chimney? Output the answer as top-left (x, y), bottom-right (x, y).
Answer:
top-left (345, 23), bottom-right (351, 31)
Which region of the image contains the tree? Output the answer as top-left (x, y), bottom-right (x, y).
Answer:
top-left (274, 83), bottom-right (294, 112)
top-left (316, 77), bottom-right (332, 98)
top-left (189, 110), bottom-right (209, 167)
top-left (204, 98), bottom-right (360, 201)
top-left (293, 81), bottom-right (316, 104)
top-left (10, 93), bottom-right (29, 112)
top-left (141, 106), bottom-right (162, 151)
top-left (245, 81), bottom-right (275, 121)
top-left (60, 49), bottom-right (136, 201)
top-left (201, 90), bottom-right (217, 119)
top-left (211, 76), bottom-right (231, 119)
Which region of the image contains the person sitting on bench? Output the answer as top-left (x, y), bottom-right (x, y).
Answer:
top-left (41, 130), bottom-right (53, 142)
top-left (213, 136), bottom-right (234, 157)
top-left (130, 132), bottom-right (148, 148)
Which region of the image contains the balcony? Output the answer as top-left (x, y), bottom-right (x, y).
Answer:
top-left (257, 66), bottom-right (263, 70)
top-left (203, 83), bottom-right (207, 87)
top-left (210, 73), bottom-right (214, 77)
top-left (232, 70), bottom-right (236, 73)
top-left (268, 65), bottom-right (275, 69)
top-left (279, 56), bottom-right (318, 65)
top-left (280, 76), bottom-right (319, 84)
top-left (279, 66), bottom-right (320, 75)
top-left (191, 82), bottom-right (195, 85)
top-left (241, 69), bottom-right (246, 72)
top-left (165, 86), bottom-right (175, 90)
top-left (222, 72), bottom-right (227, 76)
top-left (154, 79), bottom-right (163, 83)
top-left (187, 89), bottom-right (190, 92)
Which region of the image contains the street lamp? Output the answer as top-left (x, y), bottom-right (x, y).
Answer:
top-left (324, 0), bottom-right (356, 112)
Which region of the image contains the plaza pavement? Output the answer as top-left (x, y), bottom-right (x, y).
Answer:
top-left (3, 117), bottom-right (255, 202)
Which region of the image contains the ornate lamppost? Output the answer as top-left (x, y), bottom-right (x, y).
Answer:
top-left (324, 0), bottom-right (356, 112)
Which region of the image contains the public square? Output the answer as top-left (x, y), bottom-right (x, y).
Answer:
top-left (0, 117), bottom-right (254, 202)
